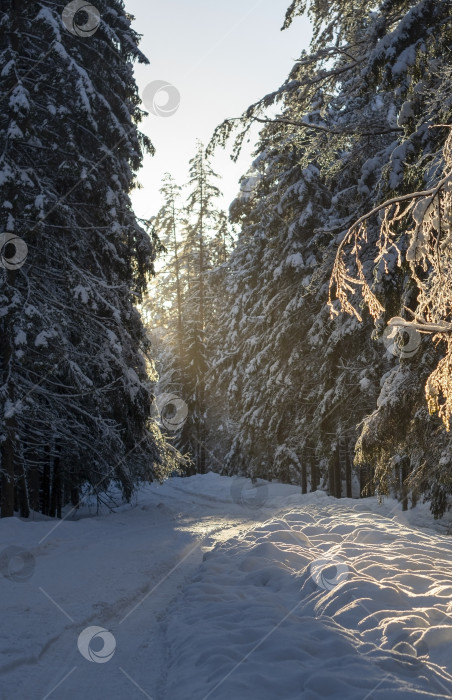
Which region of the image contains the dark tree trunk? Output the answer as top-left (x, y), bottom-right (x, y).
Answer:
top-left (345, 439), bottom-right (352, 498)
top-left (0, 0), bottom-right (25, 521)
top-left (310, 458), bottom-right (317, 492)
top-left (301, 454), bottom-right (307, 494)
top-left (334, 446), bottom-right (342, 498)
top-left (401, 456), bottom-right (410, 512)
top-left (41, 445), bottom-right (51, 516)
top-left (28, 467), bottom-right (41, 512)
top-left (394, 462), bottom-right (400, 496)
top-left (198, 434), bottom-right (206, 474)
top-left (16, 459), bottom-right (30, 518)
top-left (328, 460), bottom-right (334, 497)
top-left (0, 281), bottom-right (16, 518)
top-left (1, 437), bottom-right (15, 518)
top-left (49, 452), bottom-right (62, 519)
top-left (27, 443), bottom-right (41, 513)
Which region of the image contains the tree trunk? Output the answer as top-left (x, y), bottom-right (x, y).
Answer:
top-left (345, 438), bottom-right (352, 498)
top-left (301, 454), bottom-right (307, 494)
top-left (401, 456), bottom-right (410, 511)
top-left (41, 445), bottom-right (51, 515)
top-left (1, 438), bottom-right (15, 518)
top-left (16, 457), bottom-right (30, 519)
top-left (334, 445), bottom-right (342, 498)
top-left (328, 460), bottom-right (334, 497)
top-left (49, 451), bottom-right (62, 518)
top-left (310, 458), bottom-right (317, 492)
top-left (0, 277), bottom-right (16, 518)
top-left (28, 460), bottom-right (41, 513)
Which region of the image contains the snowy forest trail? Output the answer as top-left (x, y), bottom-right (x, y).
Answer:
top-left (2, 474), bottom-right (452, 700)
top-left (0, 476), bottom-right (266, 700)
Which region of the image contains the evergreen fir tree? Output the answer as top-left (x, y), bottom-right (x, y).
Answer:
top-left (0, 0), bottom-right (179, 518)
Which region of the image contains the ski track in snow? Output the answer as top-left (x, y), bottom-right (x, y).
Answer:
top-left (1, 473), bottom-right (452, 699)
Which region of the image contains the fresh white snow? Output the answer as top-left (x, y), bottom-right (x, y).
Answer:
top-left (1, 473), bottom-right (452, 699)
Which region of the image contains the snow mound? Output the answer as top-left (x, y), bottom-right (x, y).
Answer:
top-left (165, 503), bottom-right (452, 699)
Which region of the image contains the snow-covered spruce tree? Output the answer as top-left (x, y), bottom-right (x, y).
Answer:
top-left (145, 174), bottom-right (185, 381)
top-left (142, 175), bottom-right (194, 469)
top-left (0, 0), bottom-right (178, 518)
top-left (207, 110), bottom-right (384, 494)
top-left (207, 138), bottom-right (331, 484)
top-left (180, 143), bottom-right (224, 473)
top-left (208, 0), bottom-right (414, 495)
top-left (143, 162), bottom-right (232, 474)
top-left (327, 0), bottom-right (452, 515)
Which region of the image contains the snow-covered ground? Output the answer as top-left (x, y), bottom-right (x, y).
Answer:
top-left (1, 474), bottom-right (452, 699)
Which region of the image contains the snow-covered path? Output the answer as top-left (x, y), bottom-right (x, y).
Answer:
top-left (1, 474), bottom-right (452, 699)
top-left (0, 476), bottom-right (266, 700)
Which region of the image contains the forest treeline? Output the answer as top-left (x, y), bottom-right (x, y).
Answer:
top-left (2, 0), bottom-right (452, 520)
top-left (149, 0), bottom-right (452, 518)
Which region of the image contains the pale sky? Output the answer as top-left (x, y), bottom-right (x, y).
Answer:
top-left (126, 0), bottom-right (312, 220)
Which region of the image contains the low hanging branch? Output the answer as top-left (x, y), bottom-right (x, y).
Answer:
top-left (207, 47), bottom-right (371, 160)
top-left (329, 131), bottom-right (452, 430)
top-left (251, 116), bottom-right (402, 137)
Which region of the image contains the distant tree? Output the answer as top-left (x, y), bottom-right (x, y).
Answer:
top-left (144, 152), bottom-right (231, 474)
top-left (180, 144), bottom-right (223, 472)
